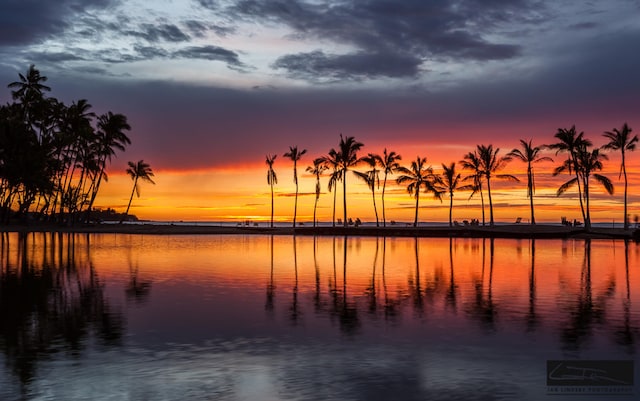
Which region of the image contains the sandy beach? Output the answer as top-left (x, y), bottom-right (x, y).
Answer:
top-left (1, 222), bottom-right (638, 240)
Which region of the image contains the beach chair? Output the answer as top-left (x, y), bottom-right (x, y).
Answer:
top-left (515, 217), bottom-right (522, 224)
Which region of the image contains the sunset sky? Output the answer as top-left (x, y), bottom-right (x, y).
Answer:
top-left (1, 0), bottom-right (639, 223)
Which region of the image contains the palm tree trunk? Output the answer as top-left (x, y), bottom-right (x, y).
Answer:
top-left (332, 185), bottom-right (337, 227)
top-left (382, 173), bottom-right (388, 227)
top-left (449, 193), bottom-right (453, 227)
top-left (371, 187), bottom-right (379, 227)
top-left (270, 183), bottom-right (274, 228)
top-left (293, 181), bottom-right (298, 228)
top-left (584, 175), bottom-right (591, 230)
top-left (313, 197), bottom-right (318, 227)
top-left (528, 166), bottom-right (535, 225)
top-left (575, 168), bottom-right (586, 223)
top-left (121, 176), bottom-right (138, 224)
top-left (622, 152), bottom-right (628, 230)
top-left (486, 176), bottom-right (494, 226)
top-left (413, 189), bottom-right (420, 227)
top-left (478, 180), bottom-right (486, 226)
top-left (343, 171), bottom-right (348, 228)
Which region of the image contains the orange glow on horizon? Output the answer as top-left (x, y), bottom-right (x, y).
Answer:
top-left (94, 143), bottom-right (640, 225)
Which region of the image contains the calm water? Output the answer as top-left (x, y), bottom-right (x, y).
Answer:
top-left (1, 233), bottom-right (638, 400)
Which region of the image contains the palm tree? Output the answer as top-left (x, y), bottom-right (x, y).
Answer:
top-left (547, 126), bottom-right (592, 223)
top-left (396, 156), bottom-right (441, 227)
top-left (477, 144), bottom-right (519, 226)
top-left (377, 149), bottom-right (402, 227)
top-left (319, 149), bottom-right (342, 227)
top-left (460, 151), bottom-right (486, 225)
top-left (334, 134), bottom-right (364, 228)
top-left (122, 160), bottom-right (155, 223)
top-left (354, 153), bottom-right (381, 226)
top-left (306, 158), bottom-right (328, 227)
top-left (283, 146), bottom-right (307, 227)
top-left (265, 154), bottom-right (277, 228)
top-left (603, 123), bottom-right (637, 230)
top-left (556, 147), bottom-right (613, 230)
top-left (433, 162), bottom-right (472, 227)
top-left (507, 140), bottom-right (553, 225)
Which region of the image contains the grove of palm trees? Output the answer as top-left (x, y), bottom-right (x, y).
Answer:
top-left (268, 124), bottom-right (638, 231)
top-left (0, 66), bottom-right (147, 224)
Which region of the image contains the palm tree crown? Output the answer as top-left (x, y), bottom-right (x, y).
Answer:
top-left (433, 162), bottom-right (472, 227)
top-left (306, 157), bottom-right (328, 227)
top-left (333, 134), bottom-right (364, 227)
top-left (354, 153), bottom-right (381, 226)
top-left (477, 144), bottom-right (518, 226)
top-left (396, 156), bottom-right (441, 227)
top-left (122, 160), bottom-right (155, 223)
top-left (377, 148), bottom-right (402, 227)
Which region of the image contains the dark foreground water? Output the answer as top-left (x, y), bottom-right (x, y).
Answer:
top-left (1, 233), bottom-right (638, 400)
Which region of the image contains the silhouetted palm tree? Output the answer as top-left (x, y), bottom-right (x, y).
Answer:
top-left (283, 146), bottom-right (307, 227)
top-left (556, 147), bottom-right (613, 230)
top-left (477, 144), bottom-right (518, 226)
top-left (460, 150), bottom-right (486, 225)
top-left (122, 160), bottom-right (155, 223)
top-left (547, 126), bottom-right (592, 223)
top-left (377, 149), bottom-right (402, 227)
top-left (335, 135), bottom-right (364, 227)
top-left (396, 156), bottom-right (441, 227)
top-left (434, 162), bottom-right (472, 227)
top-left (354, 153), bottom-right (381, 226)
top-left (306, 158), bottom-right (328, 227)
top-left (603, 123), bottom-right (637, 230)
top-left (265, 154), bottom-right (277, 228)
top-left (507, 139), bottom-right (553, 225)
top-left (319, 149), bottom-right (342, 227)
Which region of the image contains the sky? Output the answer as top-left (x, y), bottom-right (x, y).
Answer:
top-left (1, 0), bottom-right (639, 223)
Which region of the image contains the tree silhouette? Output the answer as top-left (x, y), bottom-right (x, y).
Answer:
top-left (354, 153), bottom-right (381, 226)
top-left (460, 150), bottom-right (486, 225)
top-left (318, 149), bottom-right (342, 227)
top-left (333, 135), bottom-right (364, 228)
top-left (556, 146), bottom-right (613, 230)
top-left (477, 145), bottom-right (518, 226)
top-left (396, 156), bottom-right (441, 227)
top-left (507, 139), bottom-right (552, 225)
top-left (122, 160), bottom-right (155, 223)
top-left (283, 146), bottom-right (307, 227)
top-left (433, 162), bottom-right (472, 227)
top-left (603, 123), bottom-right (637, 230)
top-left (265, 154), bottom-right (277, 228)
top-left (306, 158), bottom-right (328, 227)
top-left (547, 126), bottom-right (592, 223)
top-left (377, 148), bottom-right (402, 227)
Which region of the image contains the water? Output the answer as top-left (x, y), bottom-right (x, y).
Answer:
top-left (1, 233), bottom-right (638, 400)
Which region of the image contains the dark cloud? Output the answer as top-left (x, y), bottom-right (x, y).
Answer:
top-left (230, 0), bottom-right (530, 80)
top-left (0, 0), bottom-right (115, 46)
top-left (273, 50), bottom-right (422, 81)
top-left (173, 45), bottom-right (246, 69)
top-left (127, 23), bottom-right (191, 43)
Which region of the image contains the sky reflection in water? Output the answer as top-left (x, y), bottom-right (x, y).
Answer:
top-left (1, 233), bottom-right (638, 400)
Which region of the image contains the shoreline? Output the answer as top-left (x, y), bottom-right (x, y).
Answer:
top-left (1, 223), bottom-right (638, 240)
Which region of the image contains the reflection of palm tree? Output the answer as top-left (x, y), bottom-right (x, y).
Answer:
top-left (381, 237), bottom-right (398, 320)
top-left (603, 123), bottom-right (637, 230)
top-left (613, 240), bottom-right (638, 350)
top-left (290, 236), bottom-right (301, 324)
top-left (434, 162), bottom-right (472, 227)
top-left (339, 236), bottom-right (360, 333)
top-left (507, 140), bottom-right (552, 225)
top-left (125, 258), bottom-right (152, 304)
top-left (477, 145), bottom-right (518, 226)
top-left (367, 237), bottom-right (380, 313)
top-left (306, 158), bottom-right (328, 227)
top-left (354, 153), bottom-right (381, 226)
top-left (460, 151), bottom-right (486, 225)
top-left (445, 238), bottom-right (457, 310)
top-left (396, 156), bottom-right (440, 227)
top-left (313, 235), bottom-right (322, 311)
top-left (335, 135), bottom-right (364, 227)
top-left (378, 149), bottom-right (402, 227)
top-left (526, 239), bottom-right (538, 332)
top-left (122, 160), bottom-right (155, 223)
top-left (265, 235), bottom-right (275, 312)
top-left (410, 237), bottom-right (424, 313)
top-left (283, 146), bottom-right (307, 227)
top-left (265, 154), bottom-right (277, 227)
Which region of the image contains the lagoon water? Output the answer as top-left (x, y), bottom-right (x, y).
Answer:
top-left (1, 233), bottom-right (638, 400)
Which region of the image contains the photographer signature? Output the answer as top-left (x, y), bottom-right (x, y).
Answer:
top-left (548, 362), bottom-right (631, 385)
